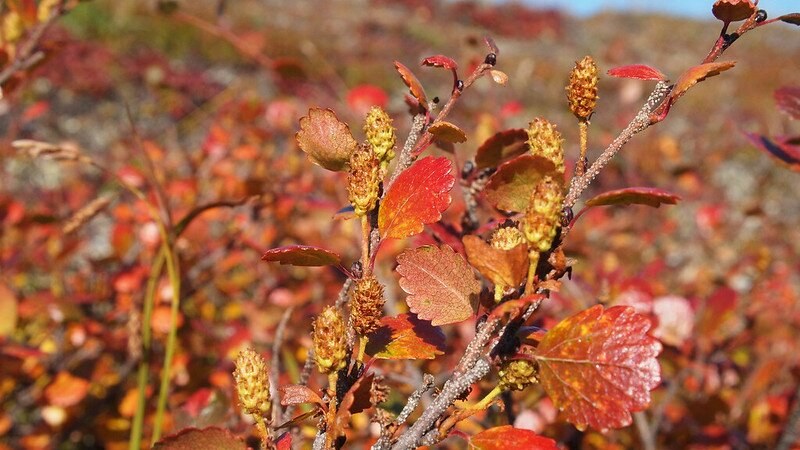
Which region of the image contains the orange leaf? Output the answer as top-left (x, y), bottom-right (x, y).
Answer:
top-left (462, 235), bottom-right (527, 288)
top-left (261, 245), bottom-right (341, 266)
top-left (395, 61), bottom-right (428, 108)
top-left (280, 385), bottom-right (324, 407)
top-left (379, 156), bottom-right (454, 240)
top-left (421, 55), bottom-right (458, 70)
top-left (484, 154), bottom-right (560, 212)
top-left (475, 129), bottom-right (529, 170)
top-left (295, 108), bottom-right (357, 171)
top-left (428, 121), bottom-right (467, 143)
top-left (366, 313), bottom-right (446, 360)
top-left (671, 61), bottom-right (736, 102)
top-left (533, 305), bottom-right (662, 431)
top-left (44, 372), bottom-right (90, 407)
top-left (584, 187), bottom-right (681, 208)
top-left (396, 245), bottom-right (480, 326)
top-left (469, 426), bottom-right (558, 450)
top-left (152, 427), bottom-right (247, 450)
top-left (607, 64), bottom-right (668, 81)
top-left (712, 0), bottom-right (756, 23)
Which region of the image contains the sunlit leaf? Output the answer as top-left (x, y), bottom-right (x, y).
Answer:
top-left (671, 61), bottom-right (736, 102)
top-left (295, 108), bottom-right (357, 171)
top-left (275, 432), bottom-right (292, 450)
top-left (712, 0), bottom-right (756, 23)
top-left (584, 187), bottom-right (681, 208)
top-left (744, 132), bottom-right (800, 172)
top-left (261, 245), bottom-right (341, 266)
top-left (607, 64), bottom-right (668, 81)
top-left (379, 156), bottom-right (454, 240)
top-left (396, 245), bottom-right (481, 326)
top-left (395, 61), bottom-right (428, 108)
top-left (366, 313), bottom-right (446, 360)
top-left (533, 305), bottom-right (662, 431)
top-left (279, 385), bottom-right (324, 407)
top-left (152, 427), bottom-right (247, 450)
top-left (469, 426), bottom-right (558, 450)
top-left (490, 70), bottom-right (509, 85)
top-left (421, 55), bottom-right (457, 70)
top-left (774, 86), bottom-right (800, 120)
top-left (462, 235), bottom-right (528, 288)
top-left (484, 154), bottom-right (559, 212)
top-left (475, 129), bottom-right (529, 170)
top-left (428, 121), bottom-right (467, 143)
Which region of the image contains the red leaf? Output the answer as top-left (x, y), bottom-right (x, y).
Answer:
top-left (462, 235), bottom-right (528, 289)
top-left (469, 426), bottom-right (558, 450)
top-left (275, 432), bottom-right (292, 450)
top-left (484, 154), bottom-right (560, 212)
top-left (395, 61), bottom-right (428, 108)
top-left (533, 305), bottom-right (662, 431)
top-left (695, 287), bottom-right (743, 351)
top-left (475, 129), bottom-right (529, 170)
top-left (584, 187), bottom-right (681, 208)
top-left (744, 132), bottom-right (800, 172)
top-left (421, 55), bottom-right (458, 70)
top-left (396, 245), bottom-right (481, 326)
top-left (295, 108), bottom-right (357, 171)
top-left (379, 156), bottom-right (454, 240)
top-left (607, 64), bottom-right (668, 81)
top-left (671, 61), bottom-right (736, 102)
top-left (774, 86), bottom-right (800, 120)
top-left (365, 313), bottom-right (446, 360)
top-left (152, 427), bottom-right (247, 450)
top-left (279, 385), bottom-right (324, 407)
top-left (261, 245), bottom-right (341, 266)
top-left (428, 121), bottom-right (467, 143)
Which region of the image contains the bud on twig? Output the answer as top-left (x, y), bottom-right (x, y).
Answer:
top-left (313, 306), bottom-right (347, 374)
top-left (350, 275), bottom-right (385, 335)
top-left (526, 118), bottom-right (565, 175)
top-left (566, 56), bottom-right (599, 121)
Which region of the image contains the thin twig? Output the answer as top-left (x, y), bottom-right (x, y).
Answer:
top-left (0, 0), bottom-right (66, 86)
top-left (634, 411), bottom-right (657, 450)
top-left (271, 306), bottom-right (295, 427)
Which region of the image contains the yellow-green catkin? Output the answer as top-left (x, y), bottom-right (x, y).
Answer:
top-left (490, 226), bottom-right (526, 251)
top-left (520, 176), bottom-right (563, 253)
top-left (347, 143), bottom-right (381, 217)
top-left (313, 306), bottom-right (347, 374)
top-left (527, 118), bottom-right (565, 175)
top-left (233, 347), bottom-right (272, 418)
top-left (350, 275), bottom-right (385, 335)
top-left (364, 106), bottom-right (396, 166)
top-left (498, 359), bottom-right (538, 391)
top-left (566, 56), bottom-right (599, 121)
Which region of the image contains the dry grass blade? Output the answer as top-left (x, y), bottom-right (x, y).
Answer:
top-left (62, 194), bottom-right (114, 235)
top-left (12, 139), bottom-right (93, 164)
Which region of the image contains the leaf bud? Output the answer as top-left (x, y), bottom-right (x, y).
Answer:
top-left (313, 306), bottom-right (347, 374)
top-left (566, 55), bottom-right (599, 120)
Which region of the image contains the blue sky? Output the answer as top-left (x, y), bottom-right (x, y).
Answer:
top-left (523, 0), bottom-right (798, 19)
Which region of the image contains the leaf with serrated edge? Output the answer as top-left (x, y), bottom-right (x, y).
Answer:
top-left (421, 55), bottom-right (457, 70)
top-left (484, 154), bottom-right (560, 212)
top-left (295, 108), bottom-right (357, 171)
top-left (397, 245), bottom-right (481, 326)
top-left (533, 305), bottom-right (662, 431)
top-left (153, 427), bottom-right (247, 450)
top-left (584, 187), bottom-right (681, 208)
top-left (279, 385), bottom-right (324, 407)
top-left (395, 61), bottom-right (428, 107)
top-left (428, 121), bottom-right (467, 143)
top-left (607, 64), bottom-right (667, 81)
top-left (379, 156), bottom-right (454, 240)
top-left (470, 426), bottom-right (558, 450)
top-left (462, 235), bottom-right (527, 288)
top-left (475, 129), bottom-right (529, 170)
top-left (261, 245), bottom-right (341, 266)
top-left (671, 61), bottom-right (736, 102)
top-left (366, 313), bottom-right (446, 360)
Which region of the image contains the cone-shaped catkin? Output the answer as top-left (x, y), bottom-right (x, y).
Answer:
top-left (351, 275), bottom-right (385, 335)
top-left (233, 347), bottom-right (271, 417)
top-left (527, 118), bottom-right (565, 175)
top-left (364, 106), bottom-right (396, 163)
top-left (490, 226), bottom-right (526, 251)
top-left (566, 56), bottom-right (599, 120)
top-left (313, 306), bottom-right (347, 374)
top-left (498, 359), bottom-right (538, 391)
top-left (520, 176), bottom-right (563, 253)
top-left (347, 143), bottom-right (381, 217)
